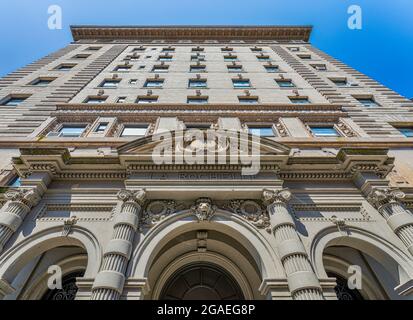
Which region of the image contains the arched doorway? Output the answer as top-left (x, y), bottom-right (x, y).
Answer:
top-left (327, 272), bottom-right (364, 301)
top-left (41, 270), bottom-right (85, 300)
top-left (160, 263), bottom-right (244, 300)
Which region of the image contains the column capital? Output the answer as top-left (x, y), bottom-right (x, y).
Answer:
top-left (262, 188), bottom-right (292, 206)
top-left (4, 188), bottom-right (40, 208)
top-left (117, 189), bottom-right (147, 206)
top-left (367, 188), bottom-right (405, 209)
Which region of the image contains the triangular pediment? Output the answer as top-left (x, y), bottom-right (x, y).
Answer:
top-left (117, 130), bottom-right (291, 156)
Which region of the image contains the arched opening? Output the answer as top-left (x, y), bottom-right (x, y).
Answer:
top-left (160, 263), bottom-right (244, 300)
top-left (326, 272), bottom-right (364, 301)
top-left (41, 270), bottom-right (85, 300)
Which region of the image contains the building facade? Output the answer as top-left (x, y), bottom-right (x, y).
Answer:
top-left (0, 26), bottom-right (413, 300)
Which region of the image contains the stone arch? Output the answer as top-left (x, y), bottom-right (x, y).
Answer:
top-left (128, 208), bottom-right (283, 298)
top-left (0, 225), bottom-right (102, 285)
top-left (311, 226), bottom-right (413, 299)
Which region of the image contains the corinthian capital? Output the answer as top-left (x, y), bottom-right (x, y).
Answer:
top-left (4, 189), bottom-right (40, 207)
top-left (262, 188), bottom-right (292, 206)
top-left (367, 188), bottom-right (405, 209)
top-left (117, 189), bottom-right (147, 206)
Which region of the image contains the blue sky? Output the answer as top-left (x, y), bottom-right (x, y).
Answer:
top-left (0, 0), bottom-right (412, 98)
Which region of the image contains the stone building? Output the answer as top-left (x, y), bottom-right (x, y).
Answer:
top-left (0, 25), bottom-right (413, 300)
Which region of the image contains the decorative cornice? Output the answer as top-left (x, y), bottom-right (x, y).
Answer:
top-left (71, 25), bottom-right (312, 42)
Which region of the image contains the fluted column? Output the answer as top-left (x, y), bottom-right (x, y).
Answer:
top-left (262, 189), bottom-right (324, 300)
top-left (91, 189), bottom-right (146, 300)
top-left (368, 188), bottom-right (413, 255)
top-left (0, 189), bottom-right (40, 253)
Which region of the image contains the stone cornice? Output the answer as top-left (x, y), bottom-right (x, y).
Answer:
top-left (71, 25), bottom-right (312, 42)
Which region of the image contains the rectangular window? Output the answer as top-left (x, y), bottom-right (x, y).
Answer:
top-left (276, 80), bottom-right (295, 88)
top-left (1, 96), bottom-right (29, 106)
top-left (117, 97), bottom-right (127, 103)
top-left (257, 55), bottom-right (270, 61)
top-left (55, 64), bottom-right (75, 71)
top-left (232, 79), bottom-right (251, 88)
top-left (310, 126), bottom-right (340, 137)
top-left (397, 127), bottom-right (413, 137)
top-left (250, 47), bottom-right (263, 52)
top-left (298, 54), bottom-right (311, 60)
top-left (115, 66), bottom-right (132, 72)
top-left (30, 78), bottom-right (55, 86)
top-left (100, 80), bottom-right (120, 88)
top-left (86, 46), bottom-right (101, 51)
top-left (136, 96), bottom-right (158, 104)
top-left (187, 97), bottom-right (208, 104)
top-left (289, 97), bottom-right (310, 104)
top-left (59, 125), bottom-right (86, 137)
top-left (311, 64), bottom-right (327, 71)
top-left (191, 55), bottom-right (205, 62)
top-left (227, 65), bottom-right (243, 73)
top-left (85, 97), bottom-right (107, 104)
top-left (95, 123), bottom-right (108, 133)
top-left (239, 97), bottom-right (259, 104)
top-left (188, 79), bottom-right (207, 88)
top-left (288, 47), bottom-right (300, 52)
top-left (221, 47), bottom-right (233, 52)
top-left (224, 55), bottom-right (238, 62)
top-left (152, 66), bottom-right (169, 73)
top-left (121, 125), bottom-right (148, 137)
top-left (158, 56), bottom-right (173, 61)
top-left (356, 97), bottom-right (380, 107)
top-left (264, 65), bottom-right (279, 73)
top-left (162, 48), bottom-right (175, 52)
top-left (331, 79), bottom-right (348, 87)
top-left (72, 54), bottom-right (90, 59)
top-left (132, 47), bottom-right (146, 52)
top-left (129, 79), bottom-right (138, 85)
top-left (190, 65), bottom-right (206, 73)
top-left (144, 80), bottom-right (164, 88)
top-left (192, 47), bottom-right (204, 52)
top-left (248, 127), bottom-right (275, 137)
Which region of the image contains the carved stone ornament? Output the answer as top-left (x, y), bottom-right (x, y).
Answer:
top-left (223, 200), bottom-right (271, 231)
top-left (117, 189), bottom-right (147, 206)
top-left (141, 200), bottom-right (185, 227)
top-left (191, 198), bottom-right (217, 222)
top-left (368, 188), bottom-right (405, 209)
top-left (4, 188), bottom-right (40, 207)
top-left (62, 216), bottom-right (78, 236)
top-left (262, 188), bottom-right (292, 206)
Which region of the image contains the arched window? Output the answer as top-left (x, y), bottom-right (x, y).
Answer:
top-left (42, 271), bottom-right (84, 300)
top-left (328, 272), bottom-right (364, 300)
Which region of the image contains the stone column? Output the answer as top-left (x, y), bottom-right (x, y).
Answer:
top-left (91, 189), bottom-right (146, 300)
top-left (368, 188), bottom-right (413, 255)
top-left (0, 189), bottom-right (40, 253)
top-left (262, 189), bottom-right (324, 300)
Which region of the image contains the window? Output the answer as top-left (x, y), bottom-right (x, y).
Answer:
top-left (1, 96), bottom-right (29, 106)
top-left (30, 78), bottom-right (55, 86)
top-left (192, 47), bottom-right (204, 52)
top-left (190, 65), bottom-right (206, 73)
top-left (115, 65), bottom-right (131, 72)
top-left (152, 65), bottom-right (169, 73)
top-left (289, 97), bottom-right (310, 104)
top-left (227, 65), bottom-right (243, 73)
top-left (188, 79), bottom-right (207, 88)
top-left (288, 47), bottom-right (300, 52)
top-left (158, 55), bottom-right (173, 61)
top-left (310, 126), bottom-right (340, 137)
top-left (100, 79), bottom-right (120, 88)
top-left (221, 47), bottom-right (233, 52)
top-left (232, 79), bottom-right (251, 88)
top-left (59, 125), bottom-right (86, 137)
top-left (187, 97), bottom-right (208, 104)
top-left (191, 55), bottom-right (205, 62)
top-left (248, 127), bottom-right (275, 137)
top-left (8, 176), bottom-right (21, 187)
top-left (129, 79), bottom-right (138, 85)
top-left (136, 96), bottom-right (158, 104)
top-left (397, 127), bottom-right (413, 137)
top-left (144, 79), bottom-right (164, 88)
top-left (121, 125), bottom-right (148, 137)
top-left (72, 54), bottom-right (90, 59)
top-left (132, 47), bottom-right (146, 52)
top-left (86, 46), bottom-right (101, 51)
top-left (331, 79), bottom-right (348, 87)
top-left (311, 64), bottom-right (327, 71)
top-left (257, 55), bottom-right (270, 61)
top-left (250, 47), bottom-right (263, 52)
top-left (298, 54), bottom-right (311, 60)
top-left (55, 64), bottom-right (75, 71)
top-left (117, 97), bottom-right (127, 103)
top-left (162, 47), bottom-right (175, 53)
top-left (224, 55), bottom-right (238, 62)
top-left (95, 123), bottom-right (108, 133)
top-left (85, 96), bottom-right (107, 104)
top-left (264, 65), bottom-right (279, 73)
top-left (239, 97), bottom-right (259, 104)
top-left (356, 97), bottom-right (380, 107)
top-left (276, 80), bottom-right (295, 88)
